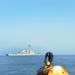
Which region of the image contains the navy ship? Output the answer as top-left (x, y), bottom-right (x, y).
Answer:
top-left (6, 45), bottom-right (41, 56)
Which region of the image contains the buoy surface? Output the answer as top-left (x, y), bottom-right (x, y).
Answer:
top-left (48, 66), bottom-right (69, 75)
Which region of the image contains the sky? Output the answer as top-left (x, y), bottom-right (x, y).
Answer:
top-left (0, 0), bottom-right (75, 55)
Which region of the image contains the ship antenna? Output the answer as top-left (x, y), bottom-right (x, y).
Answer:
top-left (29, 44), bottom-right (31, 50)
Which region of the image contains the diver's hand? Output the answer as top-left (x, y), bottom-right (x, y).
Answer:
top-left (44, 60), bottom-right (46, 63)
top-left (51, 62), bottom-right (52, 64)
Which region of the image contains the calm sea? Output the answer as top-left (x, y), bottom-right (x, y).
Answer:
top-left (0, 55), bottom-right (75, 75)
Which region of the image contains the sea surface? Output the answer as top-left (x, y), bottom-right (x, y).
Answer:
top-left (0, 55), bottom-right (75, 75)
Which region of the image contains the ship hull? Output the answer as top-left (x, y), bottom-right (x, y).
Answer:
top-left (6, 53), bottom-right (41, 56)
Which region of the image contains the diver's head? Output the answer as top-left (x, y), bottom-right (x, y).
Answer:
top-left (46, 61), bottom-right (51, 66)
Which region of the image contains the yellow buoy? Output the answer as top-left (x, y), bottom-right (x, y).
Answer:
top-left (48, 66), bottom-right (69, 75)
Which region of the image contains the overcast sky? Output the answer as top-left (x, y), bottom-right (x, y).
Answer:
top-left (0, 0), bottom-right (75, 55)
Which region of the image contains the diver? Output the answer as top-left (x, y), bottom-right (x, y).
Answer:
top-left (44, 52), bottom-right (53, 66)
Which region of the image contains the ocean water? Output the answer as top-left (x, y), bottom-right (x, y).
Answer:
top-left (0, 55), bottom-right (75, 75)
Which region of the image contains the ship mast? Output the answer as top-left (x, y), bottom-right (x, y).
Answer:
top-left (29, 44), bottom-right (31, 50)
